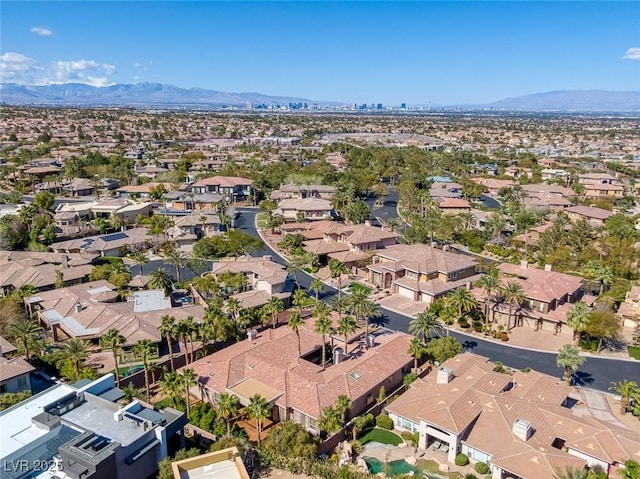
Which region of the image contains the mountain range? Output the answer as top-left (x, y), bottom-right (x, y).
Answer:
top-left (1, 83), bottom-right (639, 111)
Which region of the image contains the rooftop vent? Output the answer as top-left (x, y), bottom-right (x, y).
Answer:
top-left (437, 367), bottom-right (454, 384)
top-left (544, 264), bottom-right (553, 272)
top-left (247, 329), bottom-right (258, 341)
top-left (75, 302), bottom-right (83, 313)
top-left (333, 347), bottom-right (345, 365)
top-left (366, 335), bottom-right (375, 349)
top-left (513, 418), bottom-right (534, 441)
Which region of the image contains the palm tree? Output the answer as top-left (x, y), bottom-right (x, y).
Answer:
top-left (237, 308), bottom-right (254, 332)
top-left (264, 296), bottom-right (284, 330)
top-left (500, 281), bottom-right (526, 329)
top-left (149, 268), bottom-right (175, 296)
top-left (446, 287), bottom-right (478, 323)
top-left (292, 288), bottom-right (309, 314)
top-left (246, 394), bottom-right (271, 445)
top-left (178, 316), bottom-right (197, 364)
top-left (216, 393), bottom-right (240, 435)
top-left (101, 329), bottom-right (125, 388)
top-left (314, 305), bottom-right (334, 370)
top-left (617, 460), bottom-right (640, 479)
top-left (131, 252), bottom-right (148, 276)
top-left (203, 304), bottom-right (224, 351)
top-left (351, 414), bottom-right (371, 441)
top-left (408, 337), bottom-right (427, 371)
top-left (180, 368), bottom-right (198, 417)
top-left (476, 274), bottom-right (501, 323)
top-left (408, 310), bottom-right (444, 344)
top-left (584, 260), bottom-right (614, 295)
top-left (348, 288), bottom-right (368, 323)
top-left (310, 277), bottom-right (324, 304)
top-left (159, 315), bottom-right (176, 371)
top-left (566, 302), bottom-right (590, 345)
top-left (288, 311), bottom-right (305, 357)
top-left (159, 371), bottom-right (182, 409)
top-left (318, 405), bottom-right (342, 436)
top-left (556, 344), bottom-right (585, 385)
top-left (57, 339), bottom-right (91, 377)
top-left (331, 295), bottom-right (350, 322)
top-left (225, 297), bottom-right (242, 322)
top-left (609, 380), bottom-right (639, 414)
top-left (133, 339), bottom-right (156, 400)
top-left (552, 466), bottom-right (589, 479)
top-left (386, 217), bottom-right (401, 233)
top-left (357, 299), bottom-right (379, 347)
top-left (335, 394), bottom-right (352, 423)
top-left (9, 317), bottom-right (42, 360)
top-left (337, 316), bottom-right (357, 355)
top-left (164, 249), bottom-right (187, 283)
top-left (329, 259), bottom-right (349, 298)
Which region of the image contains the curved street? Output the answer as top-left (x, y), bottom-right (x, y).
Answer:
top-left (233, 207), bottom-right (640, 393)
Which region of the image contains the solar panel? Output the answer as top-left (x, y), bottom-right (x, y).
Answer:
top-left (101, 232), bottom-right (128, 242)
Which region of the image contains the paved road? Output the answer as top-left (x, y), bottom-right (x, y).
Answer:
top-left (234, 207), bottom-right (640, 393)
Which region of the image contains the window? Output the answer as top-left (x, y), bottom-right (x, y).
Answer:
top-left (0, 384), bottom-right (7, 393)
top-left (539, 303), bottom-right (545, 312)
top-left (17, 376), bottom-right (27, 387)
top-left (366, 393), bottom-right (374, 405)
top-left (407, 271), bottom-right (418, 279)
top-left (448, 271), bottom-right (458, 280)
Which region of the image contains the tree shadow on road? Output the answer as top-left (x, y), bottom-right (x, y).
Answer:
top-left (572, 371), bottom-right (594, 386)
top-left (370, 314), bottom-right (390, 328)
top-left (462, 340), bottom-right (478, 350)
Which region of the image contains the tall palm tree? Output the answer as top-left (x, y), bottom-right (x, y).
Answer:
top-left (133, 339), bottom-right (157, 400)
top-left (288, 311), bottom-right (304, 357)
top-left (331, 295), bottom-right (350, 323)
top-left (408, 337), bottom-right (427, 371)
top-left (328, 259), bottom-right (349, 298)
top-left (446, 287), bottom-right (478, 322)
top-left (9, 317), bottom-right (42, 360)
top-left (225, 297), bottom-right (242, 322)
top-left (357, 299), bottom-right (379, 347)
top-left (500, 281), bottom-right (526, 329)
top-left (314, 304), bottom-right (333, 370)
top-left (348, 289), bottom-right (368, 323)
top-left (476, 274), bottom-right (501, 323)
top-left (408, 310), bottom-right (444, 344)
top-left (131, 252), bottom-right (148, 276)
top-left (203, 304), bottom-right (225, 351)
top-left (101, 329), bottom-right (125, 388)
top-left (179, 316), bottom-right (197, 364)
top-left (216, 393), bottom-right (240, 435)
top-left (149, 268), bottom-right (175, 296)
top-left (264, 296), bottom-right (284, 330)
top-left (566, 302), bottom-right (590, 345)
top-left (246, 394), bottom-right (271, 446)
top-left (292, 289), bottom-right (309, 314)
top-left (556, 344), bottom-right (585, 385)
top-left (583, 260), bottom-right (614, 295)
top-left (335, 394), bottom-right (352, 423)
top-left (17, 284), bottom-right (39, 300)
top-left (337, 316), bottom-right (357, 355)
top-left (237, 308), bottom-right (255, 333)
top-left (164, 249), bottom-right (187, 283)
top-left (609, 380), bottom-right (639, 415)
top-left (180, 368), bottom-right (198, 417)
top-left (351, 414), bottom-right (372, 441)
top-left (159, 371), bottom-right (182, 409)
top-left (159, 315), bottom-right (176, 371)
top-left (57, 339), bottom-right (91, 377)
top-left (318, 405), bottom-right (342, 436)
top-left (386, 217), bottom-right (401, 233)
top-left (310, 277), bottom-right (325, 304)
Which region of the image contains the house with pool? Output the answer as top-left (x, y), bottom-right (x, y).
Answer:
top-left (385, 352), bottom-right (640, 479)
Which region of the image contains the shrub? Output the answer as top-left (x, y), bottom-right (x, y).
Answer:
top-left (464, 475), bottom-right (479, 479)
top-left (472, 321), bottom-right (483, 332)
top-left (376, 414), bottom-right (393, 430)
top-left (474, 462), bottom-right (490, 474)
top-left (455, 453), bottom-right (469, 466)
top-left (499, 331), bottom-right (509, 341)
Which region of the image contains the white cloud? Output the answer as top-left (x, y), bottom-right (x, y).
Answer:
top-left (30, 26), bottom-right (53, 36)
top-left (133, 60), bottom-right (152, 71)
top-left (623, 48), bottom-right (640, 60)
top-left (0, 52), bottom-right (116, 86)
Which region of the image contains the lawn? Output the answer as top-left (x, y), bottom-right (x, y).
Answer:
top-left (348, 282), bottom-right (372, 295)
top-left (256, 212), bottom-right (269, 229)
top-left (416, 459), bottom-right (463, 479)
top-left (628, 346), bottom-right (640, 360)
top-left (359, 428), bottom-right (403, 446)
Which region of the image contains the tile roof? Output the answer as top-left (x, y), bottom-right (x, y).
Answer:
top-left (0, 356), bottom-right (35, 381)
top-left (374, 244), bottom-right (477, 275)
top-left (192, 176), bottom-right (253, 187)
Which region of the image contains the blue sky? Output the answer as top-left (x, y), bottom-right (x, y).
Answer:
top-left (1, 1), bottom-right (639, 105)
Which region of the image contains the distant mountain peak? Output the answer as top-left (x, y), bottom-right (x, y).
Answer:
top-left (487, 90), bottom-right (640, 111)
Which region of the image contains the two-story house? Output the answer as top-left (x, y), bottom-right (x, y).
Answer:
top-left (270, 183), bottom-right (337, 201)
top-left (0, 338), bottom-right (34, 395)
top-left (275, 197), bottom-right (335, 222)
top-left (618, 286), bottom-right (640, 329)
top-left (190, 176), bottom-right (253, 202)
top-left (367, 244), bottom-right (481, 304)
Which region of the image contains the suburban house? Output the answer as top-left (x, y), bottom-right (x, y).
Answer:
top-left (0, 350), bottom-right (34, 395)
top-left (472, 262), bottom-right (585, 333)
top-left (275, 197), bottom-right (335, 222)
top-left (577, 172), bottom-right (618, 185)
top-left (367, 244), bottom-right (481, 304)
top-left (541, 168), bottom-right (571, 183)
top-left (50, 228), bottom-right (151, 256)
top-left (618, 286), bottom-right (640, 329)
top-left (25, 280), bottom-right (204, 348)
top-left (170, 447), bottom-right (250, 479)
top-left (299, 222), bottom-right (399, 268)
top-left (582, 183), bottom-right (625, 199)
top-left (170, 211), bottom-right (220, 241)
top-left (565, 205), bottom-right (614, 226)
top-left (186, 325), bottom-right (413, 436)
top-left (0, 374), bottom-right (187, 479)
top-left (190, 176), bottom-right (253, 202)
top-left (435, 197), bottom-right (472, 215)
top-left (429, 181), bottom-right (464, 200)
top-left (116, 182), bottom-right (173, 199)
top-left (270, 183), bottom-right (336, 201)
top-left (471, 178), bottom-right (516, 197)
top-left (162, 191), bottom-right (225, 212)
top-left (0, 251), bottom-right (97, 297)
top-left (386, 352), bottom-right (640, 479)
top-left (199, 256), bottom-right (293, 309)
top-left (54, 200), bottom-right (153, 235)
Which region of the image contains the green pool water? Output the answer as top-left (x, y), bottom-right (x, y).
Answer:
top-left (364, 457), bottom-right (421, 476)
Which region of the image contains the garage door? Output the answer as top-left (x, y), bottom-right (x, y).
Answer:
top-left (398, 287), bottom-right (414, 299)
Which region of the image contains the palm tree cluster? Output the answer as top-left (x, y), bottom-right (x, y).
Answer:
top-left (158, 368), bottom-right (198, 415)
top-left (476, 273), bottom-right (527, 329)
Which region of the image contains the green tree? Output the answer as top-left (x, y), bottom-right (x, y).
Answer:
top-left (335, 394), bottom-right (352, 423)
top-left (585, 310), bottom-right (621, 352)
top-left (408, 337), bottom-right (427, 370)
top-left (33, 191), bottom-right (55, 211)
top-left (101, 329), bottom-right (125, 388)
top-left (584, 261), bottom-right (614, 295)
top-left (566, 302), bottom-right (590, 346)
top-left (164, 249), bottom-right (187, 283)
top-left (552, 466), bottom-right (589, 479)
top-left (246, 393), bottom-right (271, 445)
top-left (131, 252), bottom-right (148, 276)
top-left (408, 310), bottom-right (444, 344)
top-left (56, 339), bottom-right (91, 378)
top-left (609, 380), bottom-right (639, 415)
top-left (149, 268), bottom-right (175, 295)
top-left (180, 368), bottom-right (198, 417)
top-left (9, 317), bottom-right (42, 360)
top-left (264, 296), bottom-right (284, 330)
top-left (159, 371), bottom-right (182, 409)
top-left (288, 311), bottom-right (305, 357)
top-left (476, 274), bottom-right (501, 322)
top-left (216, 393), bottom-right (240, 435)
top-left (337, 316), bottom-right (357, 355)
top-left (159, 315), bottom-right (176, 371)
top-left (133, 339), bottom-right (156, 400)
top-left (556, 344), bottom-right (585, 385)
top-left (351, 414), bottom-right (373, 441)
top-left (314, 303), bottom-right (333, 370)
top-left (617, 460), bottom-right (640, 479)
top-left (319, 405), bottom-right (342, 435)
top-left (310, 277), bottom-right (325, 304)
top-left (261, 420), bottom-right (318, 461)
top-left (329, 259), bottom-right (349, 299)
top-left (500, 281), bottom-right (526, 329)
top-left (425, 336), bottom-right (463, 364)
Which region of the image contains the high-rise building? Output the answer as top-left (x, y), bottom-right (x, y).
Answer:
top-left (401, 103), bottom-right (407, 110)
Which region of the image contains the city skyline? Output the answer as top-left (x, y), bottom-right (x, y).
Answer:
top-left (1, 1), bottom-right (639, 105)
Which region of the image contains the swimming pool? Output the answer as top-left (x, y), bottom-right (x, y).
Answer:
top-left (363, 456), bottom-right (421, 476)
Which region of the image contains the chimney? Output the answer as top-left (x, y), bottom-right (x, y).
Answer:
top-left (437, 367), bottom-right (454, 384)
top-left (75, 302), bottom-right (82, 313)
top-left (544, 264), bottom-right (552, 272)
top-left (247, 329), bottom-right (258, 341)
top-left (364, 220), bottom-right (371, 226)
top-left (466, 281), bottom-right (472, 290)
top-left (367, 335), bottom-right (375, 349)
top-left (333, 347), bottom-right (344, 365)
top-left (113, 410), bottom-right (124, 422)
top-left (61, 254), bottom-right (69, 269)
top-left (513, 419), bottom-right (533, 441)
top-left (520, 260), bottom-right (528, 269)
